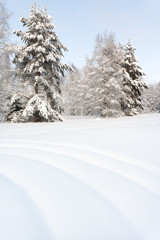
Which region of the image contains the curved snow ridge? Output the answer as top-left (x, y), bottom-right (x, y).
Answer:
top-left (0, 172), bottom-right (54, 240)
top-left (0, 114), bottom-right (160, 240)
top-left (0, 153), bottom-right (144, 240)
top-left (1, 146), bottom-right (160, 199)
top-left (1, 142), bottom-right (160, 225)
top-left (1, 139), bottom-right (159, 175)
top-left (0, 141), bottom-right (160, 197)
top-left (1, 149), bottom-right (160, 239)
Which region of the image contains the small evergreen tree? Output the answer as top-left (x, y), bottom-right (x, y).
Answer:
top-left (6, 3), bottom-right (71, 122)
top-left (122, 40), bottom-right (148, 115)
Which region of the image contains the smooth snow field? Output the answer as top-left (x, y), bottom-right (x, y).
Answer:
top-left (0, 113), bottom-right (160, 240)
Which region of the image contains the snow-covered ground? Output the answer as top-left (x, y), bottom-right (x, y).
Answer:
top-left (0, 113), bottom-right (160, 240)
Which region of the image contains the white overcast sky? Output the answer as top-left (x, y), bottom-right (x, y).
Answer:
top-left (6, 0), bottom-right (160, 84)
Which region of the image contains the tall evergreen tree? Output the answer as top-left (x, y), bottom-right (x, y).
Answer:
top-left (0, 2), bottom-right (12, 121)
top-left (83, 34), bottom-right (124, 117)
top-left (143, 82), bottom-right (160, 113)
top-left (6, 3), bottom-right (71, 122)
top-left (62, 64), bottom-right (84, 116)
top-left (121, 40), bottom-right (148, 115)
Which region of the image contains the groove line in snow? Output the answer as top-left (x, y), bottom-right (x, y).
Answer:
top-left (0, 145), bottom-right (160, 199)
top-left (0, 140), bottom-right (160, 181)
top-left (0, 152), bottom-right (144, 237)
top-left (0, 140), bottom-right (159, 177)
top-left (0, 172), bottom-right (54, 240)
top-left (0, 114), bottom-right (160, 240)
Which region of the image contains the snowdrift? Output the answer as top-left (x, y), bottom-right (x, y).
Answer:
top-left (0, 114), bottom-right (160, 240)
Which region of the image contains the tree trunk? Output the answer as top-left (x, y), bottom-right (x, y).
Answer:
top-left (35, 72), bottom-right (40, 94)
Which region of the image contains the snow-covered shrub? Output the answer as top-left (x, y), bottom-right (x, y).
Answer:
top-left (23, 95), bottom-right (63, 122)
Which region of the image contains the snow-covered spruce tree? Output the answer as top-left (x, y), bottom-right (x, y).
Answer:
top-left (151, 82), bottom-right (160, 112)
top-left (143, 82), bottom-right (160, 113)
top-left (121, 40), bottom-right (148, 116)
top-left (82, 57), bottom-right (97, 115)
top-left (0, 2), bottom-right (13, 121)
top-left (82, 55), bottom-right (103, 116)
top-left (62, 64), bottom-right (85, 116)
top-left (83, 34), bottom-right (124, 117)
top-left (6, 4), bottom-right (71, 122)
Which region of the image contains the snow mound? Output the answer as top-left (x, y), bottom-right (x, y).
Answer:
top-left (0, 113), bottom-right (160, 240)
top-left (23, 94), bottom-right (63, 122)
